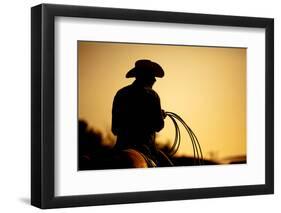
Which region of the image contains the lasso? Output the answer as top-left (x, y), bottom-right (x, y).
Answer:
top-left (165, 112), bottom-right (204, 165)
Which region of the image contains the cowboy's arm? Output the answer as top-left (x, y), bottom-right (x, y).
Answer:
top-left (151, 92), bottom-right (165, 132)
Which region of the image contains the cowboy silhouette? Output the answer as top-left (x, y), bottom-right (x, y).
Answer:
top-left (111, 59), bottom-right (171, 166)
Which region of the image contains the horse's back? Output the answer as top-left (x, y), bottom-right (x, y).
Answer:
top-left (113, 149), bottom-right (149, 168)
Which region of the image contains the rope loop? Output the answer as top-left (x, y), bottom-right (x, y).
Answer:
top-left (165, 112), bottom-right (204, 165)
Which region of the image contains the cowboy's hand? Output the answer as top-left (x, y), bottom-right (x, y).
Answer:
top-left (162, 109), bottom-right (167, 119)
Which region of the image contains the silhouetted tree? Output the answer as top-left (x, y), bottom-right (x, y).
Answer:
top-left (78, 120), bottom-right (104, 170)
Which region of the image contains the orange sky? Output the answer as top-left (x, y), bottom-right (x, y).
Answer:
top-left (78, 41), bottom-right (246, 161)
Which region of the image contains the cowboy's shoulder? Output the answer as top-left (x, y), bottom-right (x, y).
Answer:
top-left (115, 85), bottom-right (134, 98)
top-left (144, 87), bottom-right (160, 100)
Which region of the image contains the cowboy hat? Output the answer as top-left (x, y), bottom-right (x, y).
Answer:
top-left (126, 59), bottom-right (164, 78)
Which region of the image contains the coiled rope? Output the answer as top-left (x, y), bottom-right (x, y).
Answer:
top-left (165, 112), bottom-right (204, 165)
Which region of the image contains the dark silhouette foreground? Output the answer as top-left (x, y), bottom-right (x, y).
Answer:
top-left (78, 119), bottom-right (218, 170)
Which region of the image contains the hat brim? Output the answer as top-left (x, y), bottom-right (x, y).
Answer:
top-left (126, 66), bottom-right (164, 78)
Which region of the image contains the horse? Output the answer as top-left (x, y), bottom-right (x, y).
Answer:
top-left (79, 147), bottom-right (176, 170)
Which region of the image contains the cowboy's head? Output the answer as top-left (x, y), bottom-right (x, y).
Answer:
top-left (126, 59), bottom-right (164, 88)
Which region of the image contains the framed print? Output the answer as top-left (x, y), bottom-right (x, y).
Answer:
top-left (31, 3), bottom-right (274, 209)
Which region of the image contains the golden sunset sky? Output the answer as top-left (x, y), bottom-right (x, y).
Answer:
top-left (78, 41), bottom-right (246, 161)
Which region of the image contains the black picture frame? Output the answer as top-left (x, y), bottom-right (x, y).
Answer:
top-left (31, 3), bottom-right (274, 209)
